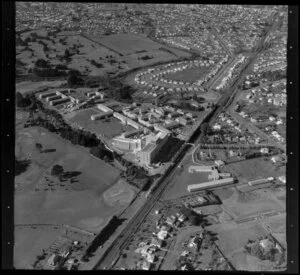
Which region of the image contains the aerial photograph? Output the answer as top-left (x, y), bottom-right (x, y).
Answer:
top-left (15, 3), bottom-right (287, 271)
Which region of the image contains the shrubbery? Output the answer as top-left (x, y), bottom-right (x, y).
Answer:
top-left (15, 158), bottom-right (31, 176)
top-left (16, 92), bottom-right (32, 108)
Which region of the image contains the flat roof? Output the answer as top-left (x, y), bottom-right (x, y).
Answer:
top-left (142, 142), bottom-right (156, 152)
top-left (188, 178), bottom-right (234, 191)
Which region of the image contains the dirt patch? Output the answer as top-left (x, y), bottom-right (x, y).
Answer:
top-left (103, 179), bottom-right (135, 207)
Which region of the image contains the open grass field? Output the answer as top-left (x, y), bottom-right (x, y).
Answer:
top-left (222, 158), bottom-right (286, 184)
top-left (262, 213), bottom-right (286, 248)
top-left (217, 187), bottom-right (284, 220)
top-left (94, 34), bottom-right (166, 56)
top-left (210, 222), bottom-right (270, 271)
top-left (14, 124), bottom-right (137, 268)
top-left (17, 30), bottom-right (124, 76)
top-left (16, 80), bottom-right (66, 95)
top-left (164, 66), bottom-right (212, 83)
top-left (14, 225), bottom-right (63, 269)
top-left (65, 108), bottom-right (135, 139)
top-left (15, 125), bottom-right (135, 230)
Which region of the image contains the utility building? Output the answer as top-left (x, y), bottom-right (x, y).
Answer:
top-left (187, 178), bottom-right (235, 192)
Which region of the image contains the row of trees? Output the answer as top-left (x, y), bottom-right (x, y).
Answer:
top-left (67, 70), bottom-right (84, 88)
top-left (90, 60), bottom-right (104, 68)
top-left (33, 67), bottom-right (68, 77)
top-left (179, 206), bottom-right (202, 226)
top-left (32, 59), bottom-right (70, 77)
top-left (82, 216), bottom-right (125, 261)
top-left (15, 158), bottom-right (31, 176)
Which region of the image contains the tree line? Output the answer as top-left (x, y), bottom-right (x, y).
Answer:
top-left (82, 216), bottom-right (125, 261)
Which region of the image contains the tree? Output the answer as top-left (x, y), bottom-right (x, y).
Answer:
top-left (251, 243), bottom-right (265, 260)
top-left (67, 74), bottom-right (79, 88)
top-left (64, 49), bottom-right (71, 59)
top-left (35, 143), bottom-right (43, 152)
top-left (51, 164), bottom-right (64, 176)
top-left (16, 92), bottom-right (31, 108)
top-left (16, 92), bottom-right (24, 107)
top-left (35, 58), bottom-right (50, 68)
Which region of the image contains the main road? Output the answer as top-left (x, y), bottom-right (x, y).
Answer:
top-left (93, 13), bottom-right (279, 270)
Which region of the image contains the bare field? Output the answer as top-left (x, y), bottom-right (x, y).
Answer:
top-left (65, 108), bottom-right (135, 139)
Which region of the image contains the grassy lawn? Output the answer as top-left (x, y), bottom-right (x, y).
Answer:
top-left (164, 66), bottom-right (211, 83)
top-left (222, 158), bottom-right (286, 184)
top-left (14, 226), bottom-right (63, 269)
top-left (66, 108), bottom-right (134, 139)
top-left (95, 33), bottom-right (163, 55)
top-left (14, 126), bottom-right (135, 236)
top-left (163, 156), bottom-right (212, 200)
top-left (212, 222), bottom-right (268, 269)
top-left (220, 188), bottom-right (284, 219)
